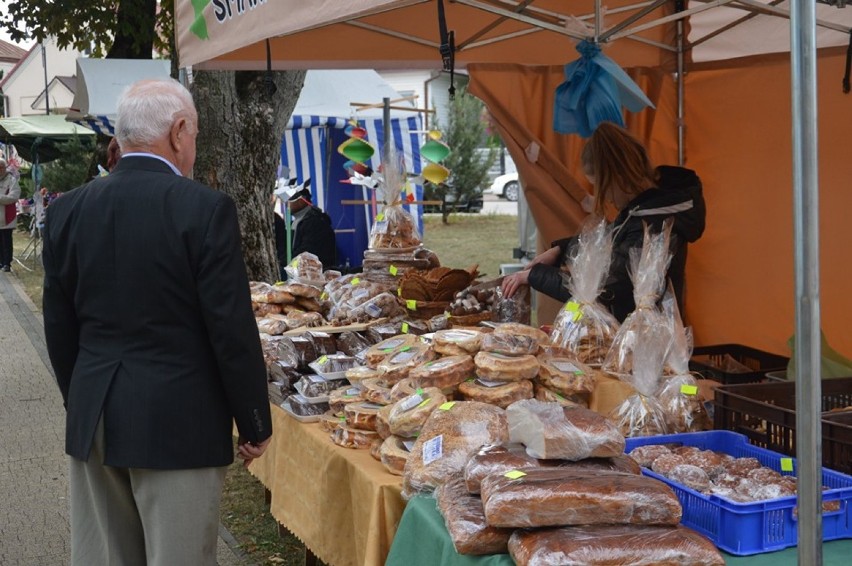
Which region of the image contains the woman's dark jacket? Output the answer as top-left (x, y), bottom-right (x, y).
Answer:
top-left (528, 166), bottom-right (706, 322)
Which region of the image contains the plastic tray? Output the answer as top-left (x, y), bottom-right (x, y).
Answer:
top-left (713, 377), bottom-right (852, 474)
top-left (625, 430), bottom-right (852, 556)
top-left (690, 344), bottom-right (789, 385)
top-left (280, 398), bottom-right (323, 423)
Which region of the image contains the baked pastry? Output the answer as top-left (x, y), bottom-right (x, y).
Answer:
top-left (375, 403), bottom-right (394, 439)
top-left (436, 478), bottom-right (511, 555)
top-left (508, 525), bottom-right (725, 566)
top-left (345, 366), bottom-right (380, 384)
top-left (389, 377), bottom-right (418, 402)
top-left (536, 355), bottom-right (596, 405)
top-left (369, 438), bottom-right (384, 461)
top-left (253, 302), bottom-right (284, 317)
top-left (480, 332), bottom-right (539, 356)
top-left (256, 317), bottom-right (288, 336)
top-left (281, 281), bottom-right (322, 299)
top-left (474, 352), bottom-right (540, 382)
top-left (380, 435), bottom-right (411, 476)
top-left (251, 283), bottom-right (296, 304)
top-left (344, 401), bottom-right (383, 431)
top-left (458, 378), bottom-right (533, 409)
top-left (287, 394), bottom-right (329, 416)
top-left (330, 424), bottom-right (379, 449)
top-left (628, 444), bottom-right (673, 468)
top-left (388, 387), bottom-right (448, 438)
top-left (409, 355), bottom-right (475, 390)
top-left (491, 322), bottom-right (549, 346)
top-left (328, 385), bottom-right (365, 415)
top-left (402, 401), bottom-right (509, 498)
top-left (319, 410), bottom-right (344, 433)
top-left (294, 375), bottom-right (348, 398)
top-left (364, 334), bottom-right (420, 368)
top-left (360, 377), bottom-right (394, 405)
top-left (481, 469), bottom-right (682, 528)
top-left (433, 329), bottom-right (483, 356)
top-left (532, 382), bottom-right (581, 408)
top-left (506, 399), bottom-right (625, 460)
top-left (376, 342), bottom-right (436, 384)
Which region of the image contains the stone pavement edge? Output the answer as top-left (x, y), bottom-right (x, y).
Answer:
top-left (0, 271), bottom-right (250, 566)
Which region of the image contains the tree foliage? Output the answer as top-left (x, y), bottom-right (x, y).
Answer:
top-left (429, 89), bottom-right (496, 222)
top-left (42, 135), bottom-right (96, 193)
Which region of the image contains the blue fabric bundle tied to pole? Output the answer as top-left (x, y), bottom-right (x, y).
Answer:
top-left (554, 40), bottom-right (655, 137)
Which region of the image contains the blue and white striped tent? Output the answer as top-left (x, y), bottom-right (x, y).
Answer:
top-left (280, 70), bottom-right (425, 268)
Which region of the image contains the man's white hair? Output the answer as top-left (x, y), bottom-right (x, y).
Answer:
top-left (115, 78), bottom-right (196, 149)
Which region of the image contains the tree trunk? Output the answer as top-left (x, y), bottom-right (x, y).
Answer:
top-left (192, 70), bottom-right (306, 282)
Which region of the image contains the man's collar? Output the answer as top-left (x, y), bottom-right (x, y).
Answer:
top-left (120, 152), bottom-right (182, 176)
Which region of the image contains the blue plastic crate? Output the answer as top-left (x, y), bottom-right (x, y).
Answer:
top-left (625, 430), bottom-right (852, 556)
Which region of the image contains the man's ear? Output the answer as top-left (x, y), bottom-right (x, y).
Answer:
top-left (169, 118), bottom-right (188, 153)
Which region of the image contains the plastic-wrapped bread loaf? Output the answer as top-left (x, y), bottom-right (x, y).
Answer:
top-left (491, 323), bottom-right (549, 346)
top-left (375, 403), bottom-right (394, 439)
top-left (345, 365), bottom-right (380, 384)
top-left (331, 424), bottom-right (379, 449)
top-left (433, 329), bottom-right (483, 356)
top-left (251, 283), bottom-right (296, 304)
top-left (435, 478), bottom-right (512, 555)
top-left (370, 438), bottom-right (384, 461)
top-left (480, 331), bottom-right (540, 356)
top-left (361, 378), bottom-right (394, 405)
top-left (533, 382), bottom-right (581, 408)
top-left (474, 352), bottom-right (540, 382)
top-left (409, 355), bottom-right (475, 389)
top-left (376, 343), bottom-right (436, 385)
top-left (256, 317), bottom-right (289, 335)
top-left (458, 378), bottom-right (533, 409)
top-left (506, 399), bottom-right (626, 460)
top-left (480, 469), bottom-right (682, 528)
top-left (388, 387), bottom-right (447, 438)
top-left (319, 410), bottom-right (345, 433)
top-left (389, 377), bottom-right (419, 402)
top-left (464, 444), bottom-right (641, 494)
top-left (344, 402), bottom-right (383, 431)
top-left (279, 281), bottom-right (323, 299)
top-left (537, 356), bottom-right (597, 406)
top-left (508, 524), bottom-right (725, 566)
top-left (365, 334), bottom-right (420, 367)
top-left (402, 401), bottom-right (509, 498)
top-left (380, 435), bottom-right (411, 476)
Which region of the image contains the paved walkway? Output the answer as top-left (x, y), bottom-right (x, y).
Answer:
top-left (0, 271), bottom-right (248, 566)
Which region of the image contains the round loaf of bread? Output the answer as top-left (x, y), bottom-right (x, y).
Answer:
top-left (388, 387), bottom-right (447, 438)
top-left (361, 378), bottom-right (393, 405)
top-left (329, 385), bottom-right (365, 415)
top-left (433, 329), bottom-right (483, 356)
top-left (474, 351), bottom-right (540, 382)
top-left (459, 378), bottom-right (534, 409)
top-left (370, 437), bottom-right (384, 460)
top-left (331, 424), bottom-right (379, 449)
top-left (533, 382), bottom-right (582, 407)
top-left (380, 436), bottom-right (411, 476)
top-left (390, 378), bottom-right (418, 402)
top-left (377, 343), bottom-right (436, 385)
top-left (280, 282), bottom-right (322, 299)
top-left (492, 322), bottom-right (549, 344)
top-left (375, 403), bottom-right (394, 439)
top-left (319, 410), bottom-right (344, 433)
top-left (409, 354), bottom-right (475, 389)
top-left (344, 401), bottom-right (383, 431)
top-left (481, 332), bottom-right (540, 356)
top-left (365, 334), bottom-right (420, 367)
top-left (345, 365), bottom-right (380, 384)
top-left (537, 356), bottom-right (596, 404)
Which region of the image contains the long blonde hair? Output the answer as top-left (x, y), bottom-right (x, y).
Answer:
top-left (581, 122), bottom-right (656, 215)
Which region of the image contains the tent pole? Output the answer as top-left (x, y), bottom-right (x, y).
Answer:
top-left (676, 12), bottom-right (685, 166)
top-left (790, 0), bottom-right (822, 563)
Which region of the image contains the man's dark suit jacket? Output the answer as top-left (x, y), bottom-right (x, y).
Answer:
top-left (43, 155), bottom-right (272, 469)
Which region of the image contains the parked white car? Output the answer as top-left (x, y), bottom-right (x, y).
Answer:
top-left (485, 172), bottom-right (520, 202)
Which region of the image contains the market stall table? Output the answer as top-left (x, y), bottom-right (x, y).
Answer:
top-left (248, 404), bottom-right (405, 566)
top-left (386, 495), bottom-right (852, 566)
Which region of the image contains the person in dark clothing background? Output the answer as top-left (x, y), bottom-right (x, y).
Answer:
top-left (502, 121), bottom-right (706, 322)
top-left (273, 179), bottom-right (337, 274)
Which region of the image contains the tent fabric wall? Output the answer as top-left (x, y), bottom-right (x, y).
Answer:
top-left (280, 114), bottom-right (424, 268)
top-left (468, 51), bottom-right (852, 357)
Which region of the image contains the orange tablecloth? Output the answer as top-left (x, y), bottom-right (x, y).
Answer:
top-left (248, 404), bottom-right (405, 566)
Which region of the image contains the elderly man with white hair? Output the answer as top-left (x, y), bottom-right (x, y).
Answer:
top-left (42, 78), bottom-right (272, 566)
top-left (0, 157), bottom-right (21, 272)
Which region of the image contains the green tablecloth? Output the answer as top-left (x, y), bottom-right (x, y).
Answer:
top-left (386, 496), bottom-right (852, 566)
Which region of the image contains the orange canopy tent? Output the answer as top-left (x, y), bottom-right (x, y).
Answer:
top-left (176, 6), bottom-right (852, 553)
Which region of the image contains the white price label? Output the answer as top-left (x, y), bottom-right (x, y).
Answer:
top-left (365, 303), bottom-right (383, 318)
top-left (422, 435), bottom-right (444, 466)
top-left (475, 378), bottom-right (506, 388)
top-left (398, 394), bottom-right (424, 412)
top-left (552, 361), bottom-right (582, 374)
top-left (402, 439), bottom-right (416, 452)
top-left (373, 220), bottom-right (389, 234)
top-left (306, 374), bottom-right (326, 383)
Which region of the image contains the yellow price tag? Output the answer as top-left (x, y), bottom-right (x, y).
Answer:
top-left (320, 291), bottom-right (328, 300)
top-left (401, 322), bottom-right (410, 334)
top-left (439, 401), bottom-right (456, 411)
top-left (290, 259), bottom-right (298, 267)
top-left (680, 384), bottom-right (698, 396)
top-left (781, 458), bottom-right (794, 472)
top-left (406, 299), bottom-right (417, 310)
top-left (504, 470), bottom-right (527, 480)
top-left (317, 355), bottom-right (328, 365)
top-left (274, 281), bottom-right (285, 286)
top-left (376, 213), bottom-right (385, 222)
top-left (564, 301), bottom-right (583, 322)
top-left (351, 277), bottom-right (361, 285)
top-left (444, 311), bottom-right (451, 319)
top-left (389, 265), bottom-right (398, 276)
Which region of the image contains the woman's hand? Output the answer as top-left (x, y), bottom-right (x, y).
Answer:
top-left (501, 269), bottom-right (530, 299)
top-left (528, 245), bottom-right (561, 268)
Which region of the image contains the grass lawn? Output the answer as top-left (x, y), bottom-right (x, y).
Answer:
top-left (12, 213), bottom-right (517, 565)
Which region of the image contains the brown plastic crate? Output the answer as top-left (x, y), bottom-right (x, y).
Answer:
top-left (690, 344), bottom-right (789, 384)
top-left (823, 410), bottom-right (852, 476)
top-left (713, 378), bottom-right (852, 474)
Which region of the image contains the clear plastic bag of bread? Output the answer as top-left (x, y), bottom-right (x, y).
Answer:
top-left (608, 317), bottom-right (671, 438)
top-left (603, 220), bottom-right (674, 378)
top-left (284, 251), bottom-right (325, 287)
top-left (492, 285), bottom-right (531, 325)
top-left (656, 290), bottom-right (710, 432)
top-left (550, 217), bottom-right (620, 365)
top-left (369, 146), bottom-right (422, 250)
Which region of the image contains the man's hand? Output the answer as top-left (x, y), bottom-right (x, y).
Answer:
top-left (528, 245), bottom-right (561, 269)
top-left (501, 269), bottom-right (530, 299)
top-left (237, 436), bottom-right (272, 468)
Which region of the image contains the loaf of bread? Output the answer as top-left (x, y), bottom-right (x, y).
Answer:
top-left (610, 394), bottom-right (669, 438)
top-left (388, 387), bottom-right (447, 438)
top-left (436, 478), bottom-right (511, 555)
top-left (345, 366), bottom-right (380, 384)
top-left (253, 302), bottom-right (284, 317)
top-left (537, 355), bottom-right (596, 405)
top-left (344, 401), bottom-right (383, 431)
top-left (287, 394), bottom-right (329, 416)
top-left (370, 437), bottom-right (384, 461)
top-left (481, 469), bottom-right (682, 528)
top-left (331, 424), bottom-right (379, 449)
top-left (389, 377), bottom-right (418, 402)
top-left (365, 334), bottom-right (420, 367)
top-left (380, 435), bottom-right (411, 476)
top-left (508, 525), bottom-right (725, 566)
top-left (251, 283), bottom-right (296, 304)
top-left (474, 352), bottom-right (540, 382)
top-left (402, 401), bottom-right (509, 498)
top-left (280, 281), bottom-right (323, 299)
top-left (458, 378), bottom-right (533, 409)
top-left (506, 399), bottom-right (625, 460)
top-left (480, 332), bottom-right (540, 356)
top-left (256, 317), bottom-right (288, 336)
top-left (336, 330), bottom-right (372, 357)
top-left (433, 329), bottom-right (483, 356)
top-left (360, 378), bottom-right (394, 405)
top-left (463, 444), bottom-right (640, 494)
top-left (410, 355), bottom-right (475, 390)
top-left (306, 331), bottom-right (337, 356)
top-left (491, 322), bottom-right (549, 345)
top-left (319, 410), bottom-right (344, 433)
top-left (532, 382), bottom-right (582, 408)
top-left (375, 403), bottom-right (394, 439)
top-left (329, 385), bottom-right (365, 415)
top-left (308, 354), bottom-right (358, 376)
top-left (377, 342), bottom-right (436, 384)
